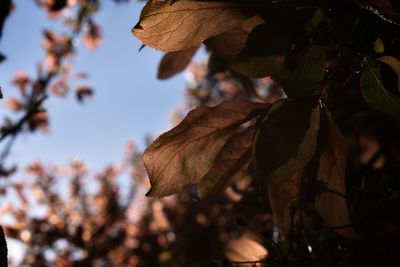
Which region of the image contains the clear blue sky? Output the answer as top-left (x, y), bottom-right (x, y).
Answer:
top-left (0, 0), bottom-right (186, 170)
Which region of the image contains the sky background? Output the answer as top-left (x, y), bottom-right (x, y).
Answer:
top-left (0, 0), bottom-right (192, 261)
top-left (0, 0), bottom-right (188, 171)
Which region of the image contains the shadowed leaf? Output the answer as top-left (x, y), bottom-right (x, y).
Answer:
top-left (268, 170), bottom-right (301, 236)
top-left (205, 15), bottom-right (264, 61)
top-left (132, 0), bottom-right (247, 52)
top-left (315, 109), bottom-right (357, 239)
top-left (230, 55), bottom-right (285, 78)
top-left (254, 97), bottom-right (320, 187)
top-left (281, 45), bottom-right (326, 97)
top-left (143, 100), bottom-right (269, 197)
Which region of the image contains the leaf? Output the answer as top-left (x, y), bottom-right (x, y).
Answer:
top-left (315, 109), bottom-right (357, 239)
top-left (379, 56), bottom-right (400, 93)
top-left (361, 58), bottom-right (400, 118)
top-left (132, 0), bottom-right (247, 52)
top-left (230, 55), bottom-right (285, 78)
top-left (197, 124), bottom-right (255, 198)
top-left (281, 45), bottom-right (326, 97)
top-left (268, 170), bottom-right (301, 236)
top-left (205, 15), bottom-right (264, 61)
top-left (157, 45), bottom-right (199, 80)
top-left (253, 97), bottom-right (320, 187)
top-left (143, 100), bottom-right (269, 197)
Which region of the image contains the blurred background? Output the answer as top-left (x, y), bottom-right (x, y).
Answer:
top-left (0, 1), bottom-right (271, 266)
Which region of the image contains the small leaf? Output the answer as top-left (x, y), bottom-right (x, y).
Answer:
top-left (157, 45), bottom-right (199, 80)
top-left (198, 125), bottom-right (255, 198)
top-left (230, 55), bottom-right (285, 78)
top-left (205, 15), bottom-right (264, 61)
top-left (132, 0), bottom-right (247, 52)
top-left (143, 100), bottom-right (269, 197)
top-left (254, 97), bottom-right (320, 187)
top-left (281, 45), bottom-right (327, 97)
top-left (315, 109), bottom-right (357, 239)
top-left (361, 58), bottom-right (400, 118)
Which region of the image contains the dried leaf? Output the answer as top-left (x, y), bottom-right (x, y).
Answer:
top-left (197, 124), bottom-right (255, 198)
top-left (132, 0), bottom-right (246, 51)
top-left (143, 100), bottom-right (268, 197)
top-left (157, 45), bottom-right (199, 80)
top-left (254, 97), bottom-right (320, 187)
top-left (315, 109), bottom-right (357, 239)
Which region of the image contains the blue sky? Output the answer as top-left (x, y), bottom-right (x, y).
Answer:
top-left (0, 0), bottom-right (187, 171)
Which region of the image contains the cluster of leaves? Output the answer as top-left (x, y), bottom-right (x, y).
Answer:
top-left (133, 0), bottom-right (400, 266)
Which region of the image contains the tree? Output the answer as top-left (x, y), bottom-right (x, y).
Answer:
top-left (1, 0), bottom-right (400, 266)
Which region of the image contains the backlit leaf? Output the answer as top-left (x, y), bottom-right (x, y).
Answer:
top-left (157, 45), bottom-right (199, 80)
top-left (254, 97), bottom-right (320, 187)
top-left (197, 124), bottom-right (255, 198)
top-left (143, 100), bottom-right (269, 197)
top-left (132, 0), bottom-right (247, 52)
top-left (361, 58), bottom-right (400, 118)
top-left (315, 109), bottom-right (357, 239)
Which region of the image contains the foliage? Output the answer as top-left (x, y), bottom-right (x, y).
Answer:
top-left (134, 0), bottom-right (400, 266)
top-left (0, 0), bottom-right (400, 266)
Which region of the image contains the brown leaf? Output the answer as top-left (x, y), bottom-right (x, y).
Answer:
top-left (268, 170), bottom-right (301, 236)
top-left (157, 45), bottom-right (199, 80)
top-left (197, 124), bottom-right (255, 198)
top-left (132, 0), bottom-right (247, 52)
top-left (205, 15), bottom-right (264, 61)
top-left (315, 109), bottom-right (357, 239)
top-left (143, 100), bottom-right (269, 197)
